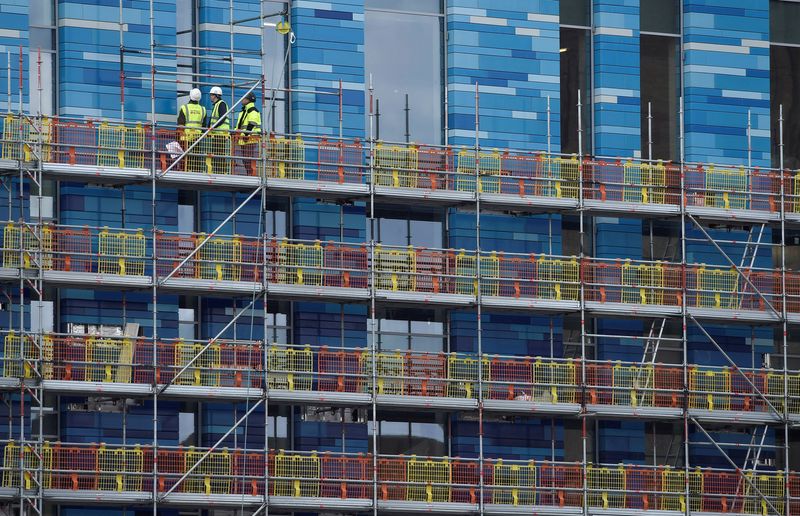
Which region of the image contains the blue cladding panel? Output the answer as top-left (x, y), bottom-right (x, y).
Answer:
top-left (291, 1), bottom-right (364, 138)
top-left (684, 0), bottom-right (770, 166)
top-left (447, 0), bottom-right (560, 151)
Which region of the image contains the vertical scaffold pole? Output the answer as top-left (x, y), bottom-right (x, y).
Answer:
top-left (474, 81), bottom-right (485, 514)
top-left (679, 96), bottom-right (690, 516)
top-left (368, 74), bottom-right (378, 516)
top-left (577, 87), bottom-right (588, 516)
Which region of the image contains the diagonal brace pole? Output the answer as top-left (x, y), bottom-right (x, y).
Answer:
top-left (158, 398), bottom-right (264, 500)
top-left (687, 214), bottom-right (780, 318)
top-left (157, 79), bottom-right (262, 179)
top-left (158, 185), bottom-right (263, 285)
top-left (688, 314), bottom-right (784, 420)
top-left (691, 417), bottom-right (782, 516)
top-left (156, 293), bottom-right (262, 396)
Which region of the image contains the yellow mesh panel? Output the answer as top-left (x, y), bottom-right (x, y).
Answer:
top-left (268, 345), bottom-right (313, 391)
top-left (360, 351), bottom-right (404, 395)
top-left (612, 363), bottom-right (654, 407)
top-left (185, 448), bottom-right (230, 494)
top-left (207, 133), bottom-right (232, 175)
top-left (660, 468), bottom-right (703, 512)
top-left (375, 245), bottom-right (415, 291)
top-left (1, 115), bottom-right (50, 162)
top-left (2, 441), bottom-right (52, 489)
top-left (3, 332), bottom-right (37, 378)
top-left (455, 149), bottom-right (502, 193)
top-left (765, 372), bottom-right (800, 415)
top-left (98, 228), bottom-right (145, 276)
top-left (623, 160), bottom-right (666, 204)
top-left (705, 166), bottom-right (747, 210)
top-left (86, 337), bottom-right (134, 383)
top-left (455, 252), bottom-right (499, 296)
top-left (689, 368), bottom-right (731, 411)
top-left (196, 235), bottom-right (242, 281)
top-left (407, 456), bottom-right (450, 503)
top-left (96, 122), bottom-right (124, 168)
top-left (273, 451), bottom-right (320, 497)
top-left (3, 223), bottom-right (53, 270)
top-left (266, 135), bottom-right (305, 179)
top-left (447, 355), bottom-right (488, 399)
top-left (492, 460), bottom-right (535, 506)
top-left (174, 341), bottom-right (221, 386)
top-left (278, 240), bottom-right (323, 286)
top-left (621, 261), bottom-right (664, 305)
top-left (538, 257), bottom-right (579, 301)
top-left (532, 358), bottom-right (577, 403)
top-left (97, 445), bottom-right (143, 491)
top-left (375, 143), bottom-right (419, 188)
top-left (696, 266), bottom-right (739, 309)
top-left (587, 465), bottom-right (626, 509)
top-left (742, 471), bottom-right (785, 516)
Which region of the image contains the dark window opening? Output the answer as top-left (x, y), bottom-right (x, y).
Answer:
top-left (771, 44), bottom-right (800, 169)
top-left (640, 0), bottom-right (680, 35)
top-left (560, 0), bottom-right (590, 27)
top-left (560, 27), bottom-right (591, 155)
top-left (640, 35), bottom-right (679, 162)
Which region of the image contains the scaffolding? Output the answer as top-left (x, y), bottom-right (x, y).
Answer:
top-left (0, 2), bottom-right (796, 516)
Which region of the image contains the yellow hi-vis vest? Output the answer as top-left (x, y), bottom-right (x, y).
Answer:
top-left (210, 99), bottom-right (230, 134)
top-left (236, 104), bottom-right (261, 145)
top-left (180, 102), bottom-right (206, 138)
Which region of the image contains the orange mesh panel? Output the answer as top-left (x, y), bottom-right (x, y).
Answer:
top-left (318, 347), bottom-right (364, 393)
top-left (405, 352), bottom-right (446, 397)
top-left (320, 453), bottom-right (371, 499)
top-left (318, 138), bottom-right (363, 184)
top-left (487, 356), bottom-right (533, 401)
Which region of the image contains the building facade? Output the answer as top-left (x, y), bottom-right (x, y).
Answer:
top-left (0, 0), bottom-right (797, 514)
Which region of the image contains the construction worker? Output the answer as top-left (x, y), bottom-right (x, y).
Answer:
top-left (177, 88), bottom-right (207, 172)
top-left (208, 86), bottom-right (230, 174)
top-left (236, 92), bottom-right (262, 175)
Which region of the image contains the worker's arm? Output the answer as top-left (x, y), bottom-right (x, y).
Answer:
top-left (246, 111), bottom-right (261, 132)
top-left (177, 106), bottom-right (186, 126)
top-left (218, 102), bottom-right (228, 120)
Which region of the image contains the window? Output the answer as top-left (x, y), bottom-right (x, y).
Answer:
top-left (640, 35), bottom-right (679, 161)
top-left (771, 1), bottom-right (800, 168)
top-left (263, 1), bottom-right (289, 133)
top-left (640, 1), bottom-right (680, 162)
top-left (560, 27), bottom-right (591, 155)
top-left (28, 0), bottom-right (56, 115)
top-left (369, 206), bottom-right (444, 247)
top-left (771, 0), bottom-right (800, 45)
top-left (175, 0), bottom-right (197, 100)
top-left (640, 0), bottom-right (680, 35)
top-left (560, 0), bottom-right (590, 27)
top-left (368, 316), bottom-right (444, 352)
top-left (365, 1), bottom-right (443, 144)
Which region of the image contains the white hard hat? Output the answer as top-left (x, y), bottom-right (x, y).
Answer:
top-left (210, 86), bottom-right (223, 96)
top-left (189, 88), bottom-right (201, 101)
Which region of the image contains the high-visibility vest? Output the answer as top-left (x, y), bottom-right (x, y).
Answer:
top-left (236, 104), bottom-right (261, 145)
top-left (210, 100), bottom-right (230, 134)
top-left (180, 102), bottom-right (206, 140)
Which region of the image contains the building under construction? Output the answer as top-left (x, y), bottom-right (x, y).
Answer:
top-left (0, 0), bottom-right (799, 514)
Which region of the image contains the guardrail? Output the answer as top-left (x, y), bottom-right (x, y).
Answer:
top-left (3, 115), bottom-right (799, 216)
top-left (1, 223), bottom-right (797, 317)
top-left (2, 334), bottom-right (798, 415)
top-left (0, 441), bottom-right (794, 513)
